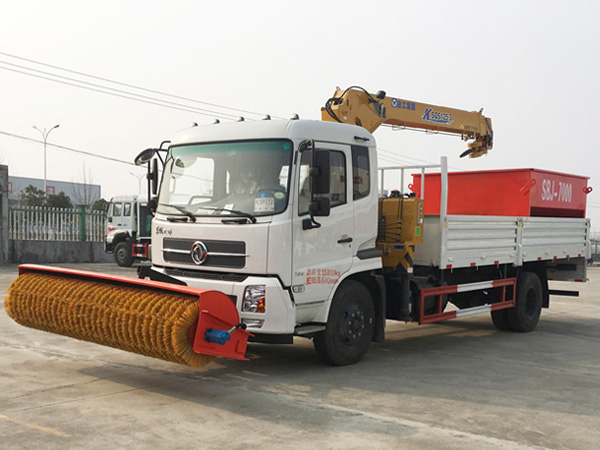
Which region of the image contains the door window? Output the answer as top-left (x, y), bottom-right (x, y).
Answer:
top-left (298, 150), bottom-right (347, 215)
top-left (112, 202), bottom-right (123, 217)
top-left (352, 145), bottom-right (370, 200)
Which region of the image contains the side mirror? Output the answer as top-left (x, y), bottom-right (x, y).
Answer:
top-left (310, 150), bottom-right (330, 195)
top-left (149, 158), bottom-right (159, 195)
top-left (309, 197), bottom-right (330, 217)
top-left (148, 196), bottom-right (157, 213)
top-left (135, 148), bottom-right (158, 166)
top-left (107, 216), bottom-right (112, 223)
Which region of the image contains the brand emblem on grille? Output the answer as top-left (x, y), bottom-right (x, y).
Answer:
top-left (190, 241), bottom-right (208, 265)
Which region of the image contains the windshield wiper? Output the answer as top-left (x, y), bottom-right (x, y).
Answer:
top-left (163, 204), bottom-right (197, 222)
top-left (195, 206), bottom-right (257, 224)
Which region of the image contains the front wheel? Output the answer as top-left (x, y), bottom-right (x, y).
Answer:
top-left (313, 280), bottom-right (374, 366)
top-left (114, 242), bottom-right (134, 267)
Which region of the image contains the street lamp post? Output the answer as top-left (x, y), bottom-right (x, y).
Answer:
top-left (33, 124), bottom-right (60, 196)
top-left (130, 172), bottom-right (145, 195)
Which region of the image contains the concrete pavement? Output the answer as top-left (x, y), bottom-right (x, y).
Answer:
top-left (1, 263), bottom-right (599, 449)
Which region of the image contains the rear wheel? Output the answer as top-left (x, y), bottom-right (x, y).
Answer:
top-left (491, 308), bottom-right (512, 331)
top-left (508, 272), bottom-right (543, 332)
top-left (314, 280), bottom-right (374, 366)
top-left (114, 242), bottom-right (134, 267)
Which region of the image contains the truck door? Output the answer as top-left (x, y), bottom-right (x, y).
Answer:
top-left (291, 143), bottom-right (354, 305)
top-left (108, 201), bottom-right (123, 231)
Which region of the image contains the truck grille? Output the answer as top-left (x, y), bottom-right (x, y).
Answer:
top-left (162, 238), bottom-right (246, 268)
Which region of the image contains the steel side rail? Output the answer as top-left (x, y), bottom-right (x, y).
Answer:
top-left (419, 278), bottom-right (517, 325)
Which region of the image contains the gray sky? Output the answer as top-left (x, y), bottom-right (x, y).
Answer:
top-left (1, 1), bottom-right (599, 230)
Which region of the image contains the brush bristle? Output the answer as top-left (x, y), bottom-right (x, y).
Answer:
top-left (5, 272), bottom-right (216, 368)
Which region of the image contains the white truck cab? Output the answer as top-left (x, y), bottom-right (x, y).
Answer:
top-left (146, 120), bottom-right (382, 357)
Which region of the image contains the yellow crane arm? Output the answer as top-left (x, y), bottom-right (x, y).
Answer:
top-left (321, 86), bottom-right (493, 158)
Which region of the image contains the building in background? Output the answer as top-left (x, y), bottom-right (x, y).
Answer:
top-left (8, 175), bottom-right (101, 206)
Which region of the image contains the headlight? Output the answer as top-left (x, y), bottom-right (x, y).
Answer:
top-left (242, 285), bottom-right (266, 313)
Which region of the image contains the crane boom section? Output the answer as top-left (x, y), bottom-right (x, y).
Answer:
top-left (321, 87), bottom-right (493, 158)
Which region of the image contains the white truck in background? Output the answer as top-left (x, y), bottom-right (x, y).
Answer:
top-left (104, 195), bottom-right (152, 267)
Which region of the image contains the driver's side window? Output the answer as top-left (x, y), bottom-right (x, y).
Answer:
top-left (112, 202), bottom-right (122, 217)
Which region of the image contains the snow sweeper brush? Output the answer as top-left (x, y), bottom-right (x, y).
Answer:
top-left (4, 265), bottom-right (251, 367)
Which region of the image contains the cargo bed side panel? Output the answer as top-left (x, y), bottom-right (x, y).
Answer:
top-left (413, 215), bottom-right (590, 269)
top-left (520, 217), bottom-right (590, 262)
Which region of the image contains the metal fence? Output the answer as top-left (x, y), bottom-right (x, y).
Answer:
top-left (9, 206), bottom-right (106, 242)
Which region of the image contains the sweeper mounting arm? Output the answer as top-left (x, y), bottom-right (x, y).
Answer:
top-left (321, 86), bottom-right (493, 158)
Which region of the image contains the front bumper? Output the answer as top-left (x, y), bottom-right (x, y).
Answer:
top-left (152, 267), bottom-right (296, 335)
top-left (104, 240), bottom-right (115, 254)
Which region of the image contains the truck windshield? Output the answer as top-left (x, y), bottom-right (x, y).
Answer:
top-left (157, 140), bottom-right (293, 219)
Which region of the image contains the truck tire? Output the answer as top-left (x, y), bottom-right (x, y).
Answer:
top-left (114, 242), bottom-right (134, 267)
top-left (491, 308), bottom-right (512, 331)
top-left (507, 272), bottom-right (542, 332)
top-left (313, 280), bottom-right (374, 366)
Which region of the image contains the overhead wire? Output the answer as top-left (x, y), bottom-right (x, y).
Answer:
top-left (377, 147), bottom-right (461, 171)
top-left (0, 51), bottom-right (268, 118)
top-left (377, 150), bottom-right (433, 166)
top-left (0, 52), bottom-right (284, 120)
top-left (0, 62), bottom-right (242, 120)
top-left (0, 130), bottom-right (136, 166)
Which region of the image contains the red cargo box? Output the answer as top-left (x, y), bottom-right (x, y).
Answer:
top-left (411, 169), bottom-right (591, 218)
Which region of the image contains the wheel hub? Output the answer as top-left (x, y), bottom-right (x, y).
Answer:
top-left (339, 306), bottom-right (366, 345)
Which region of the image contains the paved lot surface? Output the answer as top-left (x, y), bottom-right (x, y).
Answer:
top-left (1, 263), bottom-right (599, 449)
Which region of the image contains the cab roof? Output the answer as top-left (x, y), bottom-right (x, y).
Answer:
top-left (170, 119), bottom-right (375, 148)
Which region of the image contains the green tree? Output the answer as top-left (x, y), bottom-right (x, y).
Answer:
top-left (91, 198), bottom-right (109, 212)
top-left (46, 191), bottom-right (73, 209)
top-left (20, 185), bottom-right (45, 206)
